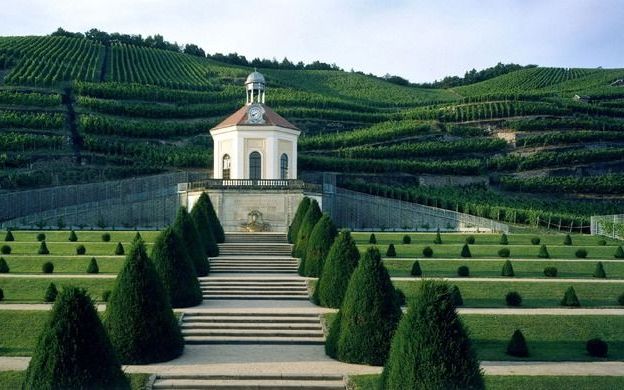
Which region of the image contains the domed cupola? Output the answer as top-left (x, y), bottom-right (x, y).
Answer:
top-left (245, 70), bottom-right (266, 104)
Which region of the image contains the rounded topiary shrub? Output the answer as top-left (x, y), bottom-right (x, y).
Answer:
top-left (506, 329), bottom-right (529, 357)
top-left (304, 214), bottom-right (338, 277)
top-left (505, 291), bottom-right (522, 306)
top-left (465, 235), bottom-right (476, 245)
top-left (23, 287), bottom-right (129, 389)
top-left (618, 293), bottom-right (624, 306)
top-left (105, 238), bottom-right (184, 364)
top-left (0, 288), bottom-right (3, 301)
top-left (173, 206), bottom-right (210, 277)
top-left (597, 239), bottom-right (607, 246)
top-left (369, 233), bottom-right (377, 244)
top-left (460, 244), bottom-right (472, 258)
top-left (87, 257), bottom-right (99, 274)
top-left (537, 244), bottom-right (549, 259)
top-left (44, 282), bottom-right (58, 302)
top-left (561, 286), bottom-right (581, 307)
top-left (328, 246), bottom-right (402, 366)
top-left (499, 233), bottom-right (509, 245)
top-left (586, 338), bottom-right (608, 358)
top-left (402, 235), bottom-right (411, 245)
top-left (288, 197), bottom-right (310, 244)
top-left (101, 233), bottom-right (111, 242)
top-left (422, 246), bottom-right (433, 258)
top-left (498, 248), bottom-right (511, 258)
top-left (38, 241), bottom-right (50, 255)
top-left (0, 257), bottom-right (8, 273)
top-left (114, 242), bottom-right (124, 256)
top-left (563, 234), bottom-right (573, 246)
top-left (386, 243), bottom-right (397, 258)
top-left (531, 237), bottom-right (541, 245)
top-left (76, 245), bottom-right (86, 255)
top-left (102, 290), bottom-right (111, 302)
top-left (1, 245), bottom-right (10, 255)
top-left (294, 200), bottom-right (322, 269)
top-left (37, 233), bottom-right (46, 242)
top-left (410, 261), bottom-right (422, 277)
top-left (457, 265), bottom-right (470, 277)
top-left (315, 230), bottom-right (360, 309)
top-left (151, 227), bottom-right (203, 308)
top-left (381, 281), bottom-right (484, 390)
top-left (190, 201), bottom-right (219, 258)
top-left (501, 260), bottom-right (514, 277)
top-left (575, 248), bottom-right (588, 258)
top-left (68, 230), bottom-right (78, 242)
top-left (194, 192), bottom-right (225, 243)
top-left (433, 229), bottom-right (442, 244)
top-left (450, 285), bottom-right (463, 306)
top-left (543, 266), bottom-right (558, 277)
top-left (42, 261), bottom-right (54, 274)
top-left (593, 262), bottom-right (606, 278)
top-left (4, 229), bottom-right (14, 242)
top-left (614, 246), bottom-right (624, 259)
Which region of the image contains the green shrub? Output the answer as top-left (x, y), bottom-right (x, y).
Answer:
top-left (190, 201), bottom-right (219, 258)
top-left (325, 311), bottom-right (342, 359)
top-left (151, 227), bottom-right (202, 308)
top-left (369, 233), bottom-right (377, 244)
top-left (537, 244), bottom-right (549, 258)
top-left (294, 199), bottom-right (322, 270)
top-left (133, 232), bottom-right (142, 242)
top-left (501, 260), bottom-right (514, 277)
top-left (0, 257), bottom-right (8, 273)
top-left (575, 248), bottom-right (588, 258)
top-left (23, 287), bottom-right (129, 389)
top-left (394, 288), bottom-right (406, 306)
top-left (586, 338), bottom-right (608, 357)
top-left (105, 238), bottom-right (184, 364)
top-left (543, 266), bottom-right (558, 277)
top-left (564, 234), bottom-right (573, 246)
top-left (114, 242), bottom-right (124, 255)
top-left (330, 247), bottom-right (402, 366)
top-left (87, 257), bottom-right (99, 274)
top-left (0, 245), bottom-right (10, 254)
top-left (316, 230), bottom-right (360, 308)
top-left (506, 329), bottom-right (529, 357)
top-left (593, 262), bottom-right (606, 278)
top-left (597, 239), bottom-right (607, 246)
top-left (173, 206), bottom-right (209, 277)
top-left (465, 235), bottom-right (475, 244)
top-left (499, 233), bottom-right (508, 245)
top-left (614, 246), bottom-right (624, 259)
top-left (76, 244), bottom-right (86, 255)
top-left (102, 233), bottom-right (111, 242)
top-left (450, 285), bottom-right (463, 306)
top-left (422, 246), bottom-right (433, 258)
top-left (102, 290), bottom-right (111, 302)
top-left (288, 197), bottom-right (310, 244)
top-left (38, 241), bottom-right (50, 255)
top-left (304, 214), bottom-right (338, 277)
top-left (531, 237), bottom-right (541, 245)
top-left (505, 291), bottom-right (522, 306)
top-left (44, 282), bottom-right (58, 302)
top-left (42, 261), bottom-right (54, 274)
top-left (4, 229), bottom-right (14, 242)
top-left (386, 243), bottom-right (397, 258)
top-left (381, 281), bottom-right (484, 390)
top-left (0, 288), bottom-right (3, 301)
top-left (402, 235), bottom-right (411, 244)
top-left (460, 244), bottom-right (472, 258)
top-left (194, 192), bottom-right (224, 243)
top-left (68, 230), bottom-right (78, 242)
top-left (457, 265), bottom-right (470, 277)
top-left (561, 286), bottom-right (581, 307)
top-left (37, 233), bottom-right (46, 242)
top-left (410, 261), bottom-right (422, 277)
top-left (433, 229), bottom-right (442, 244)
top-left (498, 248), bottom-right (510, 258)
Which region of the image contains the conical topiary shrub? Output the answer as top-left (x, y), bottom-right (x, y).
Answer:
top-left (295, 200), bottom-right (322, 272)
top-left (500, 233), bottom-right (508, 245)
top-left (450, 285), bottom-right (463, 306)
top-left (23, 287), bottom-right (129, 389)
top-left (38, 241), bottom-right (50, 255)
top-left (506, 329), bottom-right (529, 357)
top-left (190, 202), bottom-right (219, 258)
top-left (114, 242), bottom-right (124, 256)
top-left (386, 243), bottom-right (397, 258)
top-left (68, 230), bottom-right (78, 242)
top-left (288, 197), bottom-right (310, 244)
top-left (501, 260), bottom-right (515, 277)
top-left (563, 234), bottom-right (573, 246)
top-left (594, 262), bottom-right (607, 278)
top-left (329, 247), bottom-right (402, 366)
top-left (0, 257), bottom-right (9, 273)
top-left (316, 230), bottom-right (360, 308)
top-left (173, 206), bottom-right (209, 277)
top-left (151, 227), bottom-right (202, 308)
top-left (304, 214), bottom-right (337, 277)
top-left (134, 232), bottom-right (142, 242)
top-left (561, 286), bottom-right (581, 307)
top-left (86, 257), bottom-right (99, 274)
top-left (105, 238), bottom-right (184, 364)
top-left (615, 246), bottom-right (624, 259)
top-left (195, 192), bottom-right (224, 243)
top-left (538, 244), bottom-right (550, 259)
top-left (369, 233), bottom-right (377, 244)
top-left (433, 229), bottom-right (442, 244)
top-left (381, 281), bottom-right (484, 390)
top-left (4, 229), bottom-right (14, 242)
top-left (461, 244), bottom-right (472, 258)
top-left (411, 261), bottom-right (422, 277)
top-left (44, 282), bottom-right (58, 302)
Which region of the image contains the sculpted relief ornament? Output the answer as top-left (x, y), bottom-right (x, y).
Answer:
top-left (241, 209), bottom-right (271, 232)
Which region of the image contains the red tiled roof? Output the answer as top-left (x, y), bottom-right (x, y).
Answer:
top-left (211, 104), bottom-right (299, 131)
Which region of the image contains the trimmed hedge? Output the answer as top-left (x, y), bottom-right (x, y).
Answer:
top-left (498, 248), bottom-right (510, 258)
top-left (531, 237), bottom-right (541, 245)
top-left (433, 229), bottom-right (442, 244)
top-left (410, 261), bottom-right (422, 277)
top-left (422, 246), bottom-right (433, 258)
top-left (543, 266), bottom-right (558, 277)
top-left (0, 257), bottom-right (9, 273)
top-left (295, 200), bottom-right (322, 273)
top-left (4, 229), bottom-right (14, 242)
top-left (564, 234), bottom-right (573, 246)
top-left (457, 265), bottom-right (470, 277)
top-left (369, 233), bottom-right (377, 244)
top-left (460, 244), bottom-right (471, 258)
top-left (68, 230), bottom-right (78, 242)
top-left (402, 235), bottom-right (411, 244)
top-left (316, 230), bottom-right (360, 308)
top-left (102, 233), bottom-right (111, 242)
top-left (505, 291), bottom-right (522, 306)
top-left (38, 241), bottom-right (50, 255)
top-left (304, 214), bottom-right (338, 277)
top-left (386, 244), bottom-right (397, 258)
top-left (288, 197), bottom-right (310, 244)
top-left (501, 260), bottom-right (514, 277)
top-left (537, 244), bottom-right (550, 258)
top-left (586, 338), bottom-right (608, 357)
top-left (561, 286), bottom-right (581, 307)
top-left (114, 242), bottom-right (124, 255)
top-left (575, 248), bottom-right (588, 258)
top-left (195, 192), bottom-right (224, 243)
top-left (0, 288), bottom-right (3, 301)
top-left (44, 282), bottom-right (58, 302)
top-left (190, 201), bottom-right (219, 258)
top-left (1, 245), bottom-right (10, 254)
top-left (42, 261), bottom-right (54, 274)
top-left (614, 246), bottom-right (624, 259)
top-left (465, 235), bottom-right (476, 245)
top-left (506, 329), bottom-right (529, 357)
top-left (450, 285), bottom-right (463, 306)
top-left (594, 262), bottom-right (606, 278)
top-left (76, 245), bottom-right (86, 255)
top-left (87, 257), bottom-right (99, 274)
top-left (37, 233), bottom-right (46, 242)
top-left (173, 206), bottom-right (209, 277)
top-left (499, 233), bottom-right (508, 245)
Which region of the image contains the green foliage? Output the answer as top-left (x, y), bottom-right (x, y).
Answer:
top-left (369, 233), bottom-right (377, 244)
top-left (0, 257), bottom-right (9, 273)
top-left (457, 265), bottom-right (470, 277)
top-left (37, 233), bottom-right (46, 242)
top-left (38, 241), bottom-right (50, 255)
top-left (114, 242), bottom-right (124, 255)
top-left (505, 291), bottom-right (522, 306)
top-left (499, 233), bottom-right (508, 245)
top-left (316, 230), bottom-right (360, 308)
top-left (1, 245), bottom-right (10, 254)
top-left (543, 266), bottom-right (558, 277)
top-left (506, 329), bottom-right (529, 357)
top-left (105, 238), bottom-right (184, 364)
top-left (422, 246), bottom-right (433, 258)
top-left (87, 257), bottom-right (99, 274)
top-left (190, 200), bottom-right (219, 258)
top-left (617, 293), bottom-right (624, 306)
top-left (381, 281), bottom-right (484, 390)
top-left (68, 230), bottom-right (78, 242)
top-left (465, 235), bottom-right (476, 244)
top-left (325, 311), bottom-right (342, 359)
top-left (561, 286), bottom-right (581, 307)
top-left (598, 239), bottom-right (607, 246)
top-left (501, 260), bottom-right (514, 277)
top-left (294, 199), bottom-right (322, 272)
top-left (402, 235), bottom-right (411, 244)
top-left (410, 261), bottom-right (422, 277)
top-left (76, 244), bottom-right (86, 255)
top-left (151, 227), bottom-right (202, 308)
top-left (575, 248), bottom-right (588, 258)
top-left (531, 237), bottom-right (541, 245)
top-left (102, 290), bottom-right (111, 302)
top-left (434, 229), bottom-right (442, 244)
top-left (450, 285), bottom-right (463, 306)
top-left (386, 243), bottom-right (397, 258)
top-left (0, 288), bottom-right (3, 301)
top-left (194, 192), bottom-right (224, 243)
top-left (498, 247), bottom-right (511, 258)
top-left (288, 197), bottom-right (310, 244)
top-left (564, 234), bottom-right (573, 246)
top-left (331, 247), bottom-right (402, 366)
top-left (173, 206), bottom-right (209, 277)
top-left (42, 261), bottom-right (54, 274)
top-left (102, 233), bottom-right (111, 242)
top-left (586, 338), bottom-right (608, 357)
top-left (615, 246), bottom-right (624, 259)
top-left (537, 244), bottom-right (550, 258)
top-left (44, 283), bottom-right (58, 302)
top-left (461, 244), bottom-right (472, 258)
top-left (592, 262), bottom-right (606, 278)
top-left (303, 214), bottom-right (337, 277)
top-left (133, 232), bottom-right (142, 242)
top-left (4, 229), bottom-right (14, 242)
top-left (23, 287), bottom-right (129, 389)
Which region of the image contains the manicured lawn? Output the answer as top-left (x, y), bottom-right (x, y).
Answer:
top-left (0, 311), bottom-right (47, 356)
top-left (2, 230), bottom-right (159, 243)
top-left (0, 255), bottom-right (124, 274)
top-left (0, 371), bottom-right (150, 389)
top-left (384, 259), bottom-right (624, 279)
top-left (395, 280), bottom-right (624, 308)
top-left (0, 277), bottom-right (115, 302)
top-left (349, 375), bottom-right (624, 389)
top-left (0, 242), bottom-right (153, 256)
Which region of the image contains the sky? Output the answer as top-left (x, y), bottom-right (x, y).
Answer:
top-left (1, 0), bottom-right (623, 83)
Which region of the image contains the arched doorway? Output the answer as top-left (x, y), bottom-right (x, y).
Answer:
top-left (222, 154), bottom-right (231, 179)
top-left (280, 153), bottom-right (289, 179)
top-left (249, 151), bottom-right (261, 180)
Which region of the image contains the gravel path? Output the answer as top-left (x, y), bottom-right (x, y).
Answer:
top-left (391, 276), bottom-right (624, 283)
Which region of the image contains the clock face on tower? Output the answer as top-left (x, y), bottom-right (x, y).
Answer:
top-left (247, 104), bottom-right (265, 124)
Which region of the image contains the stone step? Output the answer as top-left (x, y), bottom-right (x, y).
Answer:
top-left (200, 281), bottom-right (305, 285)
top-left (210, 261), bottom-right (298, 265)
top-left (210, 269), bottom-right (298, 274)
top-left (181, 322), bottom-right (322, 330)
top-left (202, 286), bottom-right (307, 291)
top-left (225, 233), bottom-right (289, 242)
top-left (183, 317), bottom-right (320, 324)
top-left (202, 294), bottom-right (309, 300)
top-left (182, 329), bottom-right (324, 337)
top-left (153, 374), bottom-right (344, 390)
top-left (202, 291), bottom-right (308, 297)
top-left (184, 336), bottom-right (325, 345)
top-left (210, 255), bottom-right (298, 260)
top-left (183, 312), bottom-right (319, 318)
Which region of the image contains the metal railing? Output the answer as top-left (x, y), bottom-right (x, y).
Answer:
top-left (186, 179), bottom-right (306, 191)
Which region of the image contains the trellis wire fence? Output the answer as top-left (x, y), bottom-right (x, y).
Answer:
top-left (591, 214), bottom-right (624, 240)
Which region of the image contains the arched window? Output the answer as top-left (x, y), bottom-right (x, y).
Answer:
top-left (222, 154), bottom-right (231, 180)
top-left (249, 151), bottom-right (261, 180)
top-left (280, 153), bottom-right (289, 179)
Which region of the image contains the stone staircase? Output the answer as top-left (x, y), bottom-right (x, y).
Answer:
top-left (200, 277), bottom-right (309, 300)
top-left (152, 374), bottom-right (345, 389)
top-left (209, 256), bottom-right (299, 274)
